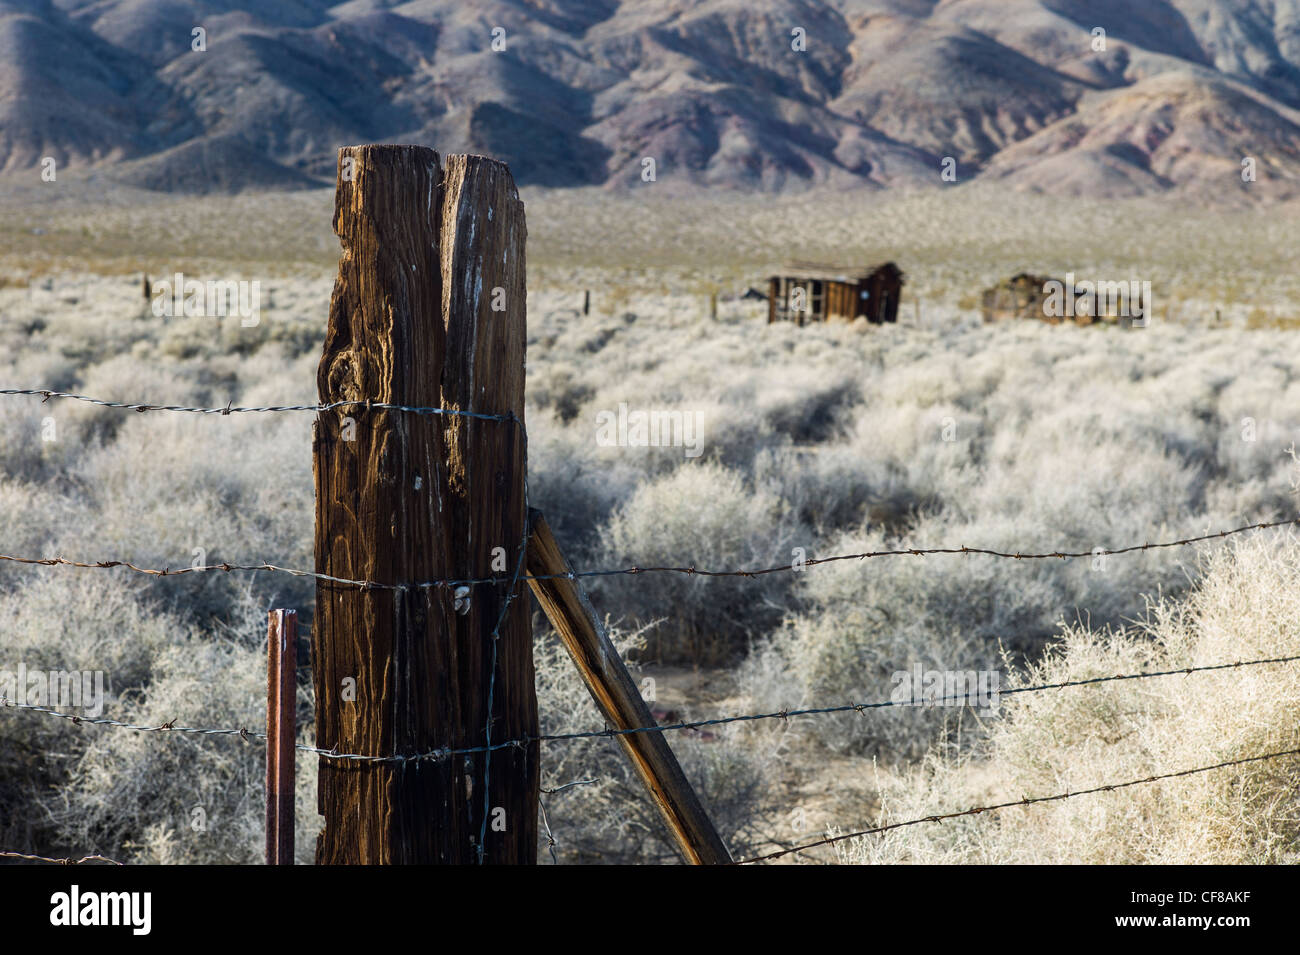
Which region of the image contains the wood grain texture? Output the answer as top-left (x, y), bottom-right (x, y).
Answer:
top-left (525, 509), bottom-right (732, 865)
top-left (313, 145), bottom-right (537, 864)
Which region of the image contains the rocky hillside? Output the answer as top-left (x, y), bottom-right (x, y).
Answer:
top-left (4, 0), bottom-right (1300, 199)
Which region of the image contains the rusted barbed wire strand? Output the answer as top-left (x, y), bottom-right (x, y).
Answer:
top-left (0, 388), bottom-right (513, 422)
top-left (538, 796), bottom-right (560, 865)
top-left (0, 555), bottom-right (425, 589)
top-left (7, 654), bottom-right (1297, 763)
top-left (3, 516), bottom-right (1296, 591)
top-left (538, 778), bottom-right (600, 865)
top-left (734, 746), bottom-right (1300, 864)
top-left (541, 778), bottom-right (600, 795)
top-left (473, 652), bottom-right (1300, 755)
top-left (0, 699), bottom-right (267, 740)
top-left (13, 749), bottom-right (1292, 868)
top-left (0, 849), bottom-right (122, 866)
top-left (573, 515), bottom-right (1300, 576)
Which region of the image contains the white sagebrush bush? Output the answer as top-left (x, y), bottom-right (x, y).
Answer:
top-left (739, 507), bottom-right (1199, 756)
top-left (836, 535), bottom-right (1300, 864)
top-left (525, 408), bottom-right (674, 554)
top-left (591, 461), bottom-right (798, 661)
top-left (26, 587), bottom-right (320, 864)
top-left (0, 574), bottom-right (193, 852)
top-left (0, 478), bottom-right (78, 558)
top-left (57, 396), bottom-right (315, 620)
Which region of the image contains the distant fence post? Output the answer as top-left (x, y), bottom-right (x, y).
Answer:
top-left (313, 145), bottom-right (537, 864)
top-left (265, 609), bottom-right (296, 865)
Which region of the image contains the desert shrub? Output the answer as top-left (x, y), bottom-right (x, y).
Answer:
top-left (590, 461), bottom-right (801, 662)
top-left (524, 410), bottom-right (646, 557)
top-left (835, 534), bottom-right (1300, 864)
top-left (740, 503), bottom-right (1219, 757)
top-left (0, 575), bottom-right (180, 853)
top-left (43, 355), bottom-right (317, 622)
top-left (12, 585), bottom-right (320, 864)
top-left (733, 321), bottom-right (1299, 757)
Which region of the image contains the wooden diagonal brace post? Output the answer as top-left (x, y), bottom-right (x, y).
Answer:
top-left (525, 509), bottom-right (732, 865)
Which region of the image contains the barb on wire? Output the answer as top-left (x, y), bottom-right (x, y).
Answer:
top-left (541, 778), bottom-right (600, 796)
top-left (7, 655), bottom-right (1297, 765)
top-left (538, 796), bottom-right (559, 864)
top-left (0, 849), bottom-right (122, 866)
top-left (537, 778), bottom-right (600, 865)
top-left (3, 516), bottom-right (1295, 592)
top-left (0, 388), bottom-right (513, 422)
top-left (735, 746), bottom-right (1300, 864)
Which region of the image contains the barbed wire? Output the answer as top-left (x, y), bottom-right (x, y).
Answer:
top-left (466, 652), bottom-right (1300, 753)
top-left (734, 745), bottom-right (1300, 864)
top-left (541, 778), bottom-right (600, 796)
top-left (0, 388), bottom-right (513, 422)
top-left (0, 849), bottom-right (122, 866)
top-left (3, 516), bottom-right (1295, 593)
top-left (538, 796), bottom-right (560, 864)
top-left (7, 653), bottom-right (1297, 763)
top-left (0, 554), bottom-right (427, 590)
top-left (0, 698), bottom-right (268, 741)
top-left (575, 516), bottom-right (1300, 577)
top-left (537, 778), bottom-right (600, 865)
top-left (8, 745), bottom-right (1295, 868)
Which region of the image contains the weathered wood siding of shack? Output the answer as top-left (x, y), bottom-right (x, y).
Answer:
top-left (767, 262), bottom-right (903, 325)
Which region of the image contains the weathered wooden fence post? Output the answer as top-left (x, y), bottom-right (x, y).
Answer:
top-left (313, 145), bottom-right (537, 864)
top-left (265, 609), bottom-right (296, 865)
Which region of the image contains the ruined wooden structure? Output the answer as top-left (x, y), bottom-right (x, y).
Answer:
top-left (981, 272), bottom-right (1058, 323)
top-left (982, 272), bottom-right (1148, 326)
top-left (767, 262), bottom-right (903, 325)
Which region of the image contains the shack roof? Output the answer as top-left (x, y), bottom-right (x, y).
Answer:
top-left (774, 261), bottom-right (903, 282)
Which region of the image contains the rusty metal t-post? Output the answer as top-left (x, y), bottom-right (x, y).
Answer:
top-left (265, 609), bottom-right (296, 865)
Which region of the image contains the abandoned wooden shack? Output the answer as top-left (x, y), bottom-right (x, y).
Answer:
top-left (767, 262), bottom-right (903, 325)
top-left (981, 272), bottom-right (1058, 323)
top-left (982, 272), bottom-right (1148, 326)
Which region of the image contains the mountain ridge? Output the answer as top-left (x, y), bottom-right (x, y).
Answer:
top-left (4, 0), bottom-right (1299, 200)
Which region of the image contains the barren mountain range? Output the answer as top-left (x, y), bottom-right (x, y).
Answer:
top-left (5, 0), bottom-right (1300, 199)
